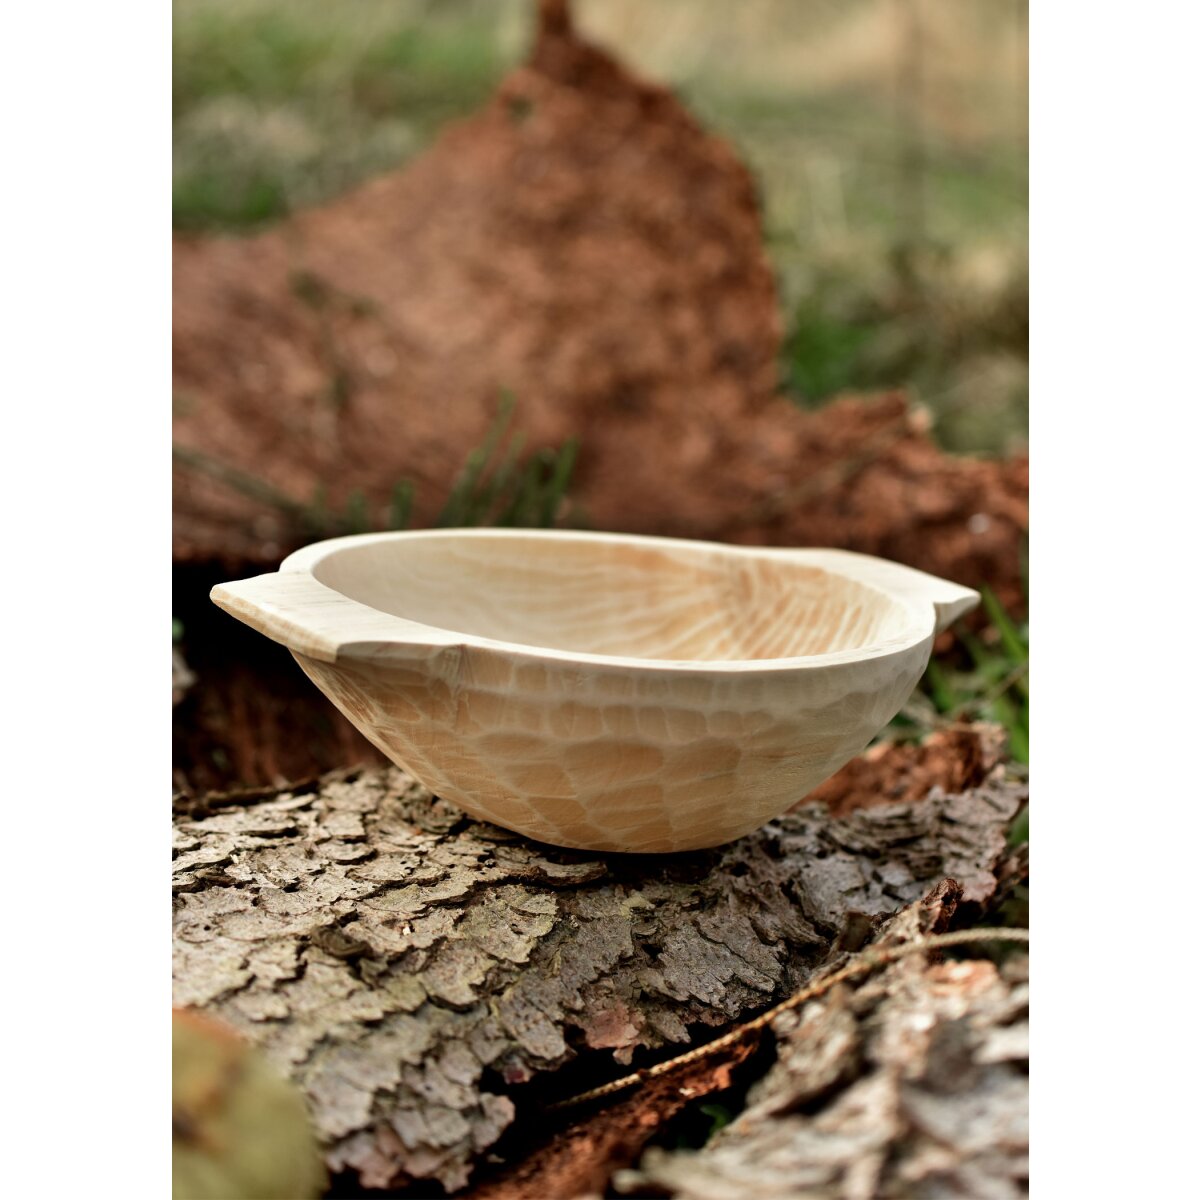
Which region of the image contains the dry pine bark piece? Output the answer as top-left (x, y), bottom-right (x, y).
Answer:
top-left (173, 765), bottom-right (1023, 1192)
top-left (619, 901), bottom-right (1029, 1200)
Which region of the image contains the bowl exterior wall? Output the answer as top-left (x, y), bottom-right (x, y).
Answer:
top-left (293, 641), bottom-right (931, 853)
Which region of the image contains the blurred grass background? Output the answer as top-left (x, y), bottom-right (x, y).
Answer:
top-left (174, 0), bottom-right (1027, 454)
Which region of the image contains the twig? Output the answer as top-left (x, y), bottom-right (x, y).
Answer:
top-left (548, 926), bottom-right (1029, 1112)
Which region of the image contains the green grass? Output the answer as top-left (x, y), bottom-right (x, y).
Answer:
top-left (673, 47), bottom-right (1027, 454)
top-left (895, 587), bottom-right (1028, 764)
top-left (775, 245), bottom-right (1027, 452)
top-left (173, 0), bottom-right (512, 230)
top-left (434, 396), bottom-right (580, 529)
top-left (782, 301), bottom-right (873, 401)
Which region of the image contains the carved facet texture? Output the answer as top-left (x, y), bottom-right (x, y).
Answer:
top-left (294, 645), bottom-right (924, 853)
top-left (213, 531), bottom-right (978, 851)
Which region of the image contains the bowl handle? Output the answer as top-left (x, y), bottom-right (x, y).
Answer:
top-left (210, 572), bottom-right (456, 663)
top-left (792, 550), bottom-right (981, 637)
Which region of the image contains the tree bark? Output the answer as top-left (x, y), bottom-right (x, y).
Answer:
top-left (173, 765), bottom-right (1023, 1192)
top-left (618, 898), bottom-right (1029, 1200)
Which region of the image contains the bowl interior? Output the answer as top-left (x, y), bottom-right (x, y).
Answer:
top-left (311, 533), bottom-right (916, 662)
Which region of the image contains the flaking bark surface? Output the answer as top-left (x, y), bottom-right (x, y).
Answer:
top-left (173, 765), bottom-right (1022, 1192)
top-left (620, 901), bottom-right (1029, 1200)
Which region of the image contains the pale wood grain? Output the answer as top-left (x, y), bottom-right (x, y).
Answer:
top-left (212, 530), bottom-right (979, 851)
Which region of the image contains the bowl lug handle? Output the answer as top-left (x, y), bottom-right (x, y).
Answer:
top-left (794, 550), bottom-right (981, 637)
top-left (210, 572), bottom-right (453, 663)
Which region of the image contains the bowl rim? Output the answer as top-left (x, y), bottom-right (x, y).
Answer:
top-left (269, 528), bottom-right (954, 673)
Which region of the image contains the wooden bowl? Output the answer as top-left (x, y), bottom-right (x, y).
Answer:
top-left (212, 530), bottom-right (978, 853)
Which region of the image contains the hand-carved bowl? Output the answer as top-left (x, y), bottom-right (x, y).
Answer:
top-left (212, 530), bottom-right (978, 853)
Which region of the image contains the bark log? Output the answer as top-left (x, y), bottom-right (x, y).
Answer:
top-left (618, 901), bottom-right (1029, 1200)
top-left (173, 765), bottom-right (1023, 1192)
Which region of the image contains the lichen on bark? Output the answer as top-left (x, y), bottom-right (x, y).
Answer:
top-left (173, 765), bottom-right (1022, 1191)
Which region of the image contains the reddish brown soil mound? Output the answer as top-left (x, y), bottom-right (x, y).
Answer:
top-left (174, 2), bottom-right (778, 559)
top-left (173, 3), bottom-right (1027, 609)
